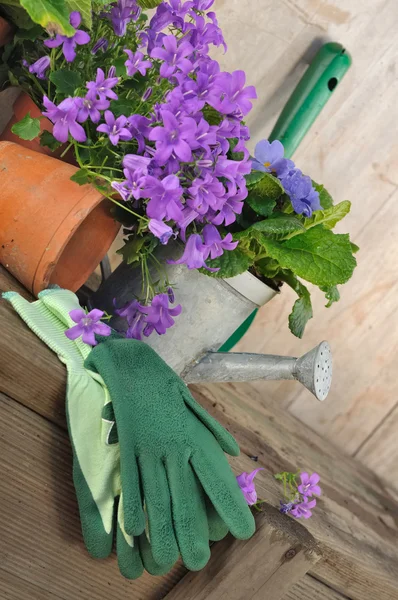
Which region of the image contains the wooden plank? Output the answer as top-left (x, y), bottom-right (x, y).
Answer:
top-left (166, 505), bottom-right (321, 600)
top-left (282, 574), bottom-right (350, 600)
top-left (0, 568), bottom-right (64, 600)
top-left (190, 383), bottom-right (398, 600)
top-left (0, 393), bottom-right (186, 600)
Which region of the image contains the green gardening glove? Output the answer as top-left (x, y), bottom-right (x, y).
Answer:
top-left (85, 337), bottom-right (256, 572)
top-left (2, 289), bottom-right (173, 579)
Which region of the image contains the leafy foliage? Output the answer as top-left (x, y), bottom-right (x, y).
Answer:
top-left (49, 69), bottom-right (83, 95)
top-left (11, 112), bottom-right (40, 140)
top-left (70, 168), bottom-right (91, 185)
top-left (321, 285), bottom-right (340, 308)
top-left (250, 215), bottom-right (306, 240)
top-left (312, 181), bottom-right (334, 209)
top-left (40, 130), bottom-right (62, 151)
top-left (204, 246), bottom-right (254, 278)
top-left (300, 201), bottom-right (351, 232)
top-left (279, 271), bottom-right (313, 338)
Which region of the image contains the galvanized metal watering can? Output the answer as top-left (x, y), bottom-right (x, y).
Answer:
top-left (91, 245), bottom-right (332, 402)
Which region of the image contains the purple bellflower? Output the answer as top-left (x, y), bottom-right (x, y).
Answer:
top-left (169, 234), bottom-right (218, 271)
top-left (42, 96), bottom-right (86, 143)
top-left (111, 168), bottom-right (147, 201)
top-left (76, 92), bottom-right (109, 123)
top-left (236, 468), bottom-right (264, 505)
top-left (29, 56), bottom-right (50, 80)
top-left (44, 12), bottom-right (90, 63)
top-left (91, 37), bottom-right (109, 54)
top-left (290, 498), bottom-right (317, 519)
top-left (149, 110), bottom-right (196, 163)
top-left (297, 472), bottom-right (321, 498)
top-left (115, 298), bottom-right (148, 340)
top-left (97, 110), bottom-right (133, 145)
top-left (124, 50), bottom-right (152, 76)
top-left (187, 174), bottom-right (225, 214)
top-left (203, 224), bottom-right (238, 259)
top-left (144, 293), bottom-right (182, 336)
top-left (150, 34), bottom-right (193, 78)
top-left (87, 68), bottom-right (119, 101)
top-left (145, 174), bottom-right (184, 222)
top-left (148, 219), bottom-right (174, 244)
top-left (108, 0), bottom-right (140, 36)
top-left (213, 70), bottom-right (257, 116)
top-left (65, 308), bottom-right (111, 346)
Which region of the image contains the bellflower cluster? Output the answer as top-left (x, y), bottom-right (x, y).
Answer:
top-left (252, 139), bottom-right (322, 217)
top-left (275, 471), bottom-right (322, 520)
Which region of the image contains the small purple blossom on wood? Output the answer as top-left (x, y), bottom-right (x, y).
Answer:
top-left (236, 468), bottom-right (264, 505)
top-left (65, 308), bottom-right (111, 346)
top-left (44, 12), bottom-right (90, 63)
top-left (290, 498), bottom-right (317, 519)
top-left (297, 472), bottom-right (321, 498)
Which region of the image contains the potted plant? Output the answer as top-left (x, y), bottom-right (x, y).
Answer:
top-left (3, 0), bottom-right (357, 338)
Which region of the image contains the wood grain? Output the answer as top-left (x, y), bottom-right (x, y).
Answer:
top-left (282, 574), bottom-right (350, 600)
top-left (0, 393), bottom-right (186, 600)
top-left (166, 505), bottom-right (321, 600)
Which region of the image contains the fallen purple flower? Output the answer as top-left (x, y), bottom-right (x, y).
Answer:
top-left (297, 472), bottom-right (321, 498)
top-left (236, 468), bottom-right (264, 505)
top-left (65, 308), bottom-right (111, 346)
top-left (290, 498), bottom-right (317, 519)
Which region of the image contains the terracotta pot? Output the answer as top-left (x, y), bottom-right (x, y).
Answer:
top-left (0, 92), bottom-right (70, 159)
top-left (0, 16), bottom-right (13, 48)
top-left (0, 141), bottom-right (120, 295)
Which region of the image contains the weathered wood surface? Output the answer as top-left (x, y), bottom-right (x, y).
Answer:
top-left (210, 0), bottom-right (398, 487)
top-left (166, 505), bottom-right (321, 600)
top-left (1, 267), bottom-right (398, 599)
top-left (282, 574), bottom-right (350, 600)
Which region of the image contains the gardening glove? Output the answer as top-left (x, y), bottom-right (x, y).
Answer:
top-left (85, 337), bottom-right (256, 572)
top-left (2, 288), bottom-right (173, 579)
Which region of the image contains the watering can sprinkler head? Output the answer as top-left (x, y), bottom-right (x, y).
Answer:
top-left (183, 341), bottom-right (332, 402)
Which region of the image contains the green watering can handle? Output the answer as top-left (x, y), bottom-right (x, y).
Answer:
top-left (219, 42), bottom-right (351, 352)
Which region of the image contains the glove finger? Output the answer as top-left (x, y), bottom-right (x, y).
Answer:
top-left (205, 495), bottom-right (229, 542)
top-left (138, 456), bottom-right (179, 567)
top-left (116, 498), bottom-right (144, 580)
top-left (190, 431), bottom-right (255, 540)
top-left (73, 459), bottom-right (114, 559)
top-left (120, 454), bottom-right (146, 536)
top-left (165, 454), bottom-right (210, 571)
top-left (139, 533), bottom-right (176, 576)
top-left (180, 384), bottom-right (240, 457)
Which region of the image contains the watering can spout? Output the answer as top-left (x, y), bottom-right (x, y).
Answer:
top-left (183, 342), bottom-right (332, 402)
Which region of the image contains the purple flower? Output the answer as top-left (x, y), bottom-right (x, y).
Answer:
top-left (290, 498), bottom-right (317, 519)
top-left (115, 298), bottom-right (147, 340)
top-left (149, 110), bottom-right (196, 164)
top-left (42, 96), bottom-right (86, 143)
top-left (145, 174), bottom-right (184, 222)
top-left (124, 50), bottom-right (152, 77)
top-left (123, 153), bottom-right (151, 173)
top-left (187, 174), bottom-right (225, 214)
top-left (65, 308), bottom-right (111, 346)
top-left (251, 139), bottom-right (293, 178)
top-left (108, 0), bottom-right (140, 36)
top-left (87, 68), bottom-right (119, 101)
top-left (169, 234), bottom-right (218, 271)
top-left (97, 110), bottom-right (133, 146)
top-left (211, 196), bottom-right (244, 226)
top-left (282, 169), bottom-right (322, 217)
top-left (91, 37), bottom-right (108, 54)
top-left (76, 92), bottom-right (109, 123)
top-left (149, 219), bottom-right (174, 244)
top-left (142, 87), bottom-right (153, 101)
top-left (297, 472), bottom-right (321, 498)
top-left (111, 168), bottom-right (147, 201)
top-left (212, 70), bottom-right (257, 116)
top-left (44, 12), bottom-right (90, 63)
top-left (29, 56), bottom-right (50, 80)
top-left (203, 224), bottom-right (238, 259)
top-left (279, 501), bottom-right (295, 515)
top-left (150, 34), bottom-right (193, 78)
top-left (236, 468), bottom-right (264, 505)
top-left (144, 293), bottom-right (182, 336)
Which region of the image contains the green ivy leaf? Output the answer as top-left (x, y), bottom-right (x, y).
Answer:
top-left (313, 181), bottom-right (334, 209)
top-left (202, 246), bottom-right (254, 278)
top-left (320, 285), bottom-right (340, 308)
top-left (301, 201), bottom-right (351, 232)
top-left (19, 0), bottom-right (75, 35)
top-left (245, 171), bottom-right (266, 189)
top-left (39, 130), bottom-right (62, 151)
top-left (49, 69), bottom-right (83, 95)
top-left (279, 271), bottom-right (313, 338)
top-left (70, 168), bottom-right (91, 185)
top-left (259, 225), bottom-right (357, 287)
top-left (11, 112), bottom-right (40, 140)
top-left (251, 215), bottom-right (306, 240)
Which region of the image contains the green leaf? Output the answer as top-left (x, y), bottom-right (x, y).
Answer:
top-left (247, 193), bottom-right (276, 217)
top-left (39, 130), bottom-right (62, 151)
top-left (255, 258), bottom-right (281, 279)
top-left (70, 168), bottom-right (91, 185)
top-left (14, 24), bottom-right (44, 40)
top-left (67, 0), bottom-right (92, 28)
top-left (320, 285), bottom-right (340, 308)
top-left (259, 225), bottom-right (357, 287)
top-left (313, 181), bottom-right (334, 209)
top-left (19, 0), bottom-right (76, 35)
top-left (202, 246), bottom-right (253, 278)
top-left (49, 69), bottom-right (83, 95)
top-left (137, 0), bottom-right (163, 8)
top-left (117, 237), bottom-right (146, 265)
top-left (245, 171), bottom-right (266, 189)
top-left (255, 172), bottom-right (285, 199)
top-left (301, 201), bottom-right (351, 232)
top-left (11, 112), bottom-right (40, 140)
top-left (110, 98), bottom-right (135, 117)
top-left (251, 215), bottom-right (306, 240)
top-left (351, 242), bottom-right (360, 254)
top-left (114, 55), bottom-right (128, 77)
top-left (279, 271), bottom-right (313, 338)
